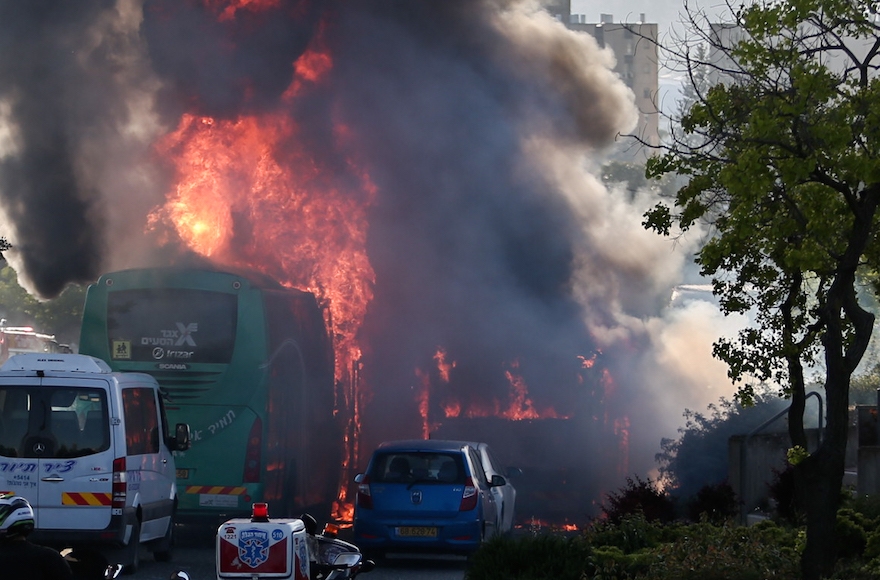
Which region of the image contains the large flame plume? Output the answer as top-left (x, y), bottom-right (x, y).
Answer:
top-left (0, 0), bottom-right (743, 520)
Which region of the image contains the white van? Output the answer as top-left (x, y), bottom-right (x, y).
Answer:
top-left (0, 353), bottom-right (190, 572)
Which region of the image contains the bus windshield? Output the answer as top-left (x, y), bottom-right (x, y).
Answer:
top-left (107, 289), bottom-right (238, 364)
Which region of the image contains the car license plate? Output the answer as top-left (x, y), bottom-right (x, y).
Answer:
top-left (176, 469), bottom-right (189, 479)
top-left (398, 526), bottom-right (438, 538)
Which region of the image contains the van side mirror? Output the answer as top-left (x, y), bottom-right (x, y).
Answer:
top-left (490, 474), bottom-right (506, 487)
top-left (171, 423), bottom-right (191, 451)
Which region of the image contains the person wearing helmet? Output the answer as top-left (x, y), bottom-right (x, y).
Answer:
top-left (0, 493), bottom-right (72, 579)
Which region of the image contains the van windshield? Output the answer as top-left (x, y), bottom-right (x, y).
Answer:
top-left (0, 387), bottom-right (109, 459)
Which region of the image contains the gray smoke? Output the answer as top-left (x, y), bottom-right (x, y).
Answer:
top-left (0, 0), bottom-right (741, 512)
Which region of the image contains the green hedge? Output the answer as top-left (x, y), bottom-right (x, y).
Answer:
top-left (466, 533), bottom-right (594, 580)
top-left (465, 505), bottom-right (880, 580)
top-left (466, 518), bottom-right (801, 580)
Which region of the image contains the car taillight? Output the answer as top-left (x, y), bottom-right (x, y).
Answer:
top-left (459, 477), bottom-right (478, 511)
top-left (356, 475), bottom-right (372, 509)
top-left (112, 457), bottom-right (126, 510)
top-left (243, 418), bottom-right (262, 483)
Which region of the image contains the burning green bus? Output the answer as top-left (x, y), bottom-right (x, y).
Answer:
top-left (78, 267), bottom-right (341, 522)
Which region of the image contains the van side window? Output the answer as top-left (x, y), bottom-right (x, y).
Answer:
top-left (122, 388), bottom-right (160, 455)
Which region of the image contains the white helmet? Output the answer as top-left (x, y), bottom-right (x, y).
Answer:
top-left (0, 493), bottom-right (34, 539)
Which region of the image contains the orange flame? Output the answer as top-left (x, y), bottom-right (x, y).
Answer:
top-left (416, 366), bottom-right (444, 439)
top-left (578, 353), bottom-right (597, 369)
top-left (517, 517), bottom-right (580, 533)
top-left (285, 27), bottom-right (333, 99)
top-left (204, 0), bottom-right (281, 21)
top-left (614, 416), bottom-right (630, 477)
top-left (422, 352), bottom-right (570, 421)
top-left (433, 347), bottom-right (455, 383)
top-left (148, 5), bottom-right (375, 518)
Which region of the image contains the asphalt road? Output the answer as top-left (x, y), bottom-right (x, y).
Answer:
top-left (129, 525), bottom-right (469, 580)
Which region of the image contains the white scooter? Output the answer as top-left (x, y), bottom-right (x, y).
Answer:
top-left (300, 514), bottom-right (375, 580)
top-left (62, 548), bottom-right (123, 580)
top-left (173, 504), bottom-right (374, 580)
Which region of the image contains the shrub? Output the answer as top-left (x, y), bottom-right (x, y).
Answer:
top-left (465, 533), bottom-right (593, 580)
top-left (641, 521), bottom-right (800, 580)
top-left (585, 512), bottom-right (666, 553)
top-left (589, 545), bottom-right (653, 580)
top-left (865, 529), bottom-right (880, 560)
top-left (601, 475), bottom-right (675, 524)
top-left (836, 508), bottom-right (868, 559)
top-left (767, 464), bottom-right (802, 525)
top-left (850, 494), bottom-right (880, 525)
top-left (686, 481), bottom-right (739, 524)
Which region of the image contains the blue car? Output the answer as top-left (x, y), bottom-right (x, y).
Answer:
top-left (353, 439), bottom-right (505, 556)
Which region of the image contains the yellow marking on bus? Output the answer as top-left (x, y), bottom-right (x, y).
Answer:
top-left (185, 486), bottom-right (246, 495)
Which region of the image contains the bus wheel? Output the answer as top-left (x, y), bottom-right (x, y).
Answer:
top-left (153, 521), bottom-right (174, 562)
top-left (123, 522), bottom-right (141, 575)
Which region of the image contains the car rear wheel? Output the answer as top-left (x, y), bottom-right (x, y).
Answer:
top-left (122, 521), bottom-right (141, 575)
top-left (153, 520), bottom-right (174, 562)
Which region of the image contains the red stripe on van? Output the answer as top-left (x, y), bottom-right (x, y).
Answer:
top-left (62, 492), bottom-right (112, 506)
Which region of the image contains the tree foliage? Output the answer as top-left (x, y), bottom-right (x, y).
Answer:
top-left (642, 0), bottom-right (880, 577)
top-left (0, 266), bottom-right (85, 345)
top-left (601, 160), bottom-right (679, 201)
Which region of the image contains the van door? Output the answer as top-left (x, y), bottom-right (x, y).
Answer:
top-left (121, 386), bottom-right (174, 541)
top-left (0, 380), bottom-right (114, 531)
top-left (0, 385), bottom-right (41, 522)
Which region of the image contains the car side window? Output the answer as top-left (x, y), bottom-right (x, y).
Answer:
top-left (485, 447), bottom-right (507, 477)
top-left (467, 448), bottom-right (489, 486)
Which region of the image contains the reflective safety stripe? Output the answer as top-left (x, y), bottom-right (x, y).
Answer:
top-left (62, 492), bottom-right (112, 506)
top-left (185, 486), bottom-right (247, 495)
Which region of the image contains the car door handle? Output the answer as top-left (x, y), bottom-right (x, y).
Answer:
top-left (41, 476), bottom-right (64, 482)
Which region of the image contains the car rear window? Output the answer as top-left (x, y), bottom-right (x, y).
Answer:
top-left (369, 451), bottom-right (466, 484)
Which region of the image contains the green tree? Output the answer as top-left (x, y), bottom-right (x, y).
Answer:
top-left (0, 266), bottom-right (85, 345)
top-left (601, 160), bottom-right (679, 201)
top-left (643, 1), bottom-right (880, 577)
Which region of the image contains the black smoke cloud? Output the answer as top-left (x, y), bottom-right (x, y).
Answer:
top-left (0, 1), bottom-right (118, 297)
top-left (0, 0), bottom-right (735, 513)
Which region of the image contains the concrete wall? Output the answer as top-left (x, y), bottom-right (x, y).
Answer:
top-left (729, 426), bottom-right (857, 523)
top-left (857, 405), bottom-right (880, 497)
